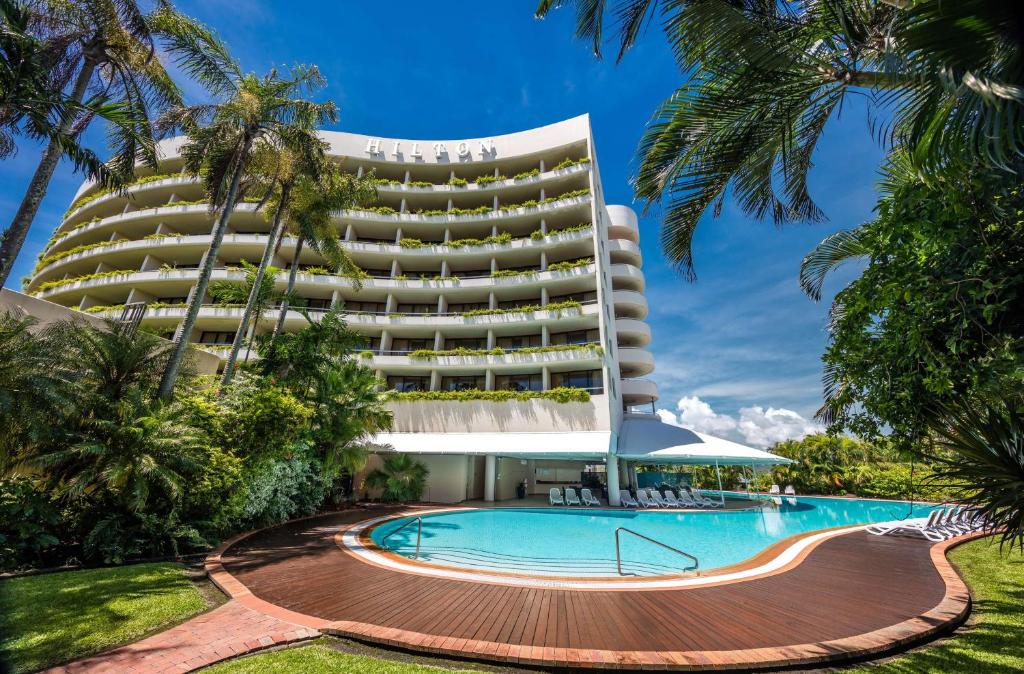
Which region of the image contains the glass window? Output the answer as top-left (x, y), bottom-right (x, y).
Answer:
top-left (390, 338), bottom-right (432, 353)
top-left (496, 334), bottom-right (542, 350)
top-left (441, 375), bottom-right (485, 391)
top-left (495, 373), bottom-right (542, 392)
top-left (198, 331), bottom-right (235, 345)
top-left (446, 337), bottom-right (488, 350)
top-left (386, 376), bottom-right (429, 392)
top-left (552, 369), bottom-right (603, 393)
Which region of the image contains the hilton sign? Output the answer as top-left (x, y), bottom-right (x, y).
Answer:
top-left (364, 138), bottom-right (496, 162)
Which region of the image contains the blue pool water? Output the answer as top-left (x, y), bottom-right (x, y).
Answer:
top-left (370, 496), bottom-right (940, 577)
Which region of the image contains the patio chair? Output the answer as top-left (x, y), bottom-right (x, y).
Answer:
top-left (784, 485), bottom-right (796, 496)
top-left (635, 490), bottom-right (659, 508)
top-left (581, 488), bottom-right (600, 506)
top-left (549, 487), bottom-right (564, 506)
top-left (565, 487), bottom-right (582, 506)
top-left (684, 485), bottom-right (723, 508)
top-left (769, 484), bottom-right (781, 495)
top-left (619, 490), bottom-right (639, 508)
top-left (649, 490), bottom-right (671, 507)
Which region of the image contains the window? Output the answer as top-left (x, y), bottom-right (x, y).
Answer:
top-left (198, 331), bottom-right (236, 345)
top-left (550, 329), bottom-right (599, 346)
top-left (305, 298), bottom-right (331, 310)
top-left (496, 334), bottom-right (542, 350)
top-left (441, 375), bottom-right (486, 391)
top-left (495, 373), bottom-right (542, 392)
top-left (551, 369), bottom-right (603, 393)
top-left (390, 338), bottom-right (433, 353)
top-left (446, 337), bottom-right (488, 350)
top-left (343, 300), bottom-right (386, 314)
top-left (387, 375), bottom-right (430, 392)
top-left (548, 290), bottom-right (597, 304)
top-left (446, 301), bottom-right (489, 313)
top-left (396, 303), bottom-right (436, 314)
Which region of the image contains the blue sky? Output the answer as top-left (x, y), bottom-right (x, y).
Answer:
top-left (0, 2), bottom-right (886, 446)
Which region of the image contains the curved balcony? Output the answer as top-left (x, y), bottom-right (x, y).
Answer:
top-left (36, 264), bottom-right (599, 306)
top-left (617, 347), bottom-right (655, 377)
top-left (32, 228), bottom-right (597, 286)
top-left (374, 161), bottom-right (590, 195)
top-left (606, 204), bottom-right (639, 243)
top-left (45, 202), bottom-right (262, 255)
top-left (368, 345), bottom-right (602, 372)
top-left (87, 302), bottom-right (601, 335)
top-left (607, 238), bottom-right (641, 266)
top-left (611, 289), bottom-right (648, 320)
top-left (621, 378), bottom-right (658, 404)
top-left (62, 174), bottom-right (200, 229)
top-left (615, 318), bottom-right (652, 347)
top-left (610, 263), bottom-right (645, 292)
top-left (338, 194), bottom-right (591, 228)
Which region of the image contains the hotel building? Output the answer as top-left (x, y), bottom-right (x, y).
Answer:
top-left (27, 115), bottom-right (776, 505)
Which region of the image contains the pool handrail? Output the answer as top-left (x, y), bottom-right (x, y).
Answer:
top-left (615, 527), bottom-right (699, 576)
top-left (382, 516), bottom-right (423, 559)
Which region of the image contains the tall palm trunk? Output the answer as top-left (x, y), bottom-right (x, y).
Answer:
top-left (157, 138), bottom-right (252, 401)
top-left (271, 235), bottom-right (304, 343)
top-left (0, 58), bottom-right (96, 287)
top-left (220, 187), bottom-right (290, 386)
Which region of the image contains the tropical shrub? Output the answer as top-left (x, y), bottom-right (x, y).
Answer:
top-left (364, 454), bottom-right (429, 502)
top-left (0, 477), bottom-right (61, 571)
top-left (230, 443), bottom-right (332, 529)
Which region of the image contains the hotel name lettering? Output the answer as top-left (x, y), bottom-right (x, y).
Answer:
top-left (364, 138), bottom-right (496, 161)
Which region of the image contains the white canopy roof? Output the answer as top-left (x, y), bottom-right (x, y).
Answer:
top-left (370, 431), bottom-right (613, 460)
top-left (615, 416), bottom-right (793, 466)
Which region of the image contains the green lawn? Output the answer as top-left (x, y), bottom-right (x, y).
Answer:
top-left (203, 642), bottom-right (483, 674)
top-left (853, 537), bottom-right (1024, 672)
top-left (0, 562), bottom-right (209, 673)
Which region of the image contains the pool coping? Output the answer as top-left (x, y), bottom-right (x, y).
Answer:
top-left (341, 506), bottom-right (868, 590)
top-left (205, 508), bottom-right (981, 671)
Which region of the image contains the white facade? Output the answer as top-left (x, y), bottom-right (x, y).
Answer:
top-left (29, 115), bottom-right (664, 504)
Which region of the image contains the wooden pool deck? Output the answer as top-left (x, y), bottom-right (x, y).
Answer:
top-left (210, 507), bottom-right (975, 671)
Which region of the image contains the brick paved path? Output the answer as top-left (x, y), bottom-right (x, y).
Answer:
top-left (43, 600), bottom-right (319, 674)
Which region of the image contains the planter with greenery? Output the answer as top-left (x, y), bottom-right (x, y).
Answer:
top-left (387, 387), bottom-right (591, 404)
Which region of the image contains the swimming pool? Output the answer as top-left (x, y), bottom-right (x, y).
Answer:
top-left (369, 496), bottom-right (939, 577)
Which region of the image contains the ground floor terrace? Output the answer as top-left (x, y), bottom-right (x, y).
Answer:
top-left (172, 505), bottom-right (976, 672)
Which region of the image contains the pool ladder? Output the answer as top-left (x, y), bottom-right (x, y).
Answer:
top-left (381, 516), bottom-right (422, 559)
top-left (615, 527), bottom-right (699, 576)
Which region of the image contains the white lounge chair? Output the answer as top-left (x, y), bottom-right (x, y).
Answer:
top-left (865, 510), bottom-right (936, 536)
top-left (565, 487), bottom-right (582, 506)
top-left (769, 484), bottom-right (781, 495)
top-left (662, 490), bottom-right (683, 507)
top-left (648, 490), bottom-right (670, 507)
top-left (869, 509), bottom-right (952, 541)
top-left (619, 490), bottom-right (639, 508)
top-left (684, 485), bottom-right (723, 508)
top-left (549, 487), bottom-right (564, 506)
top-left (784, 485), bottom-right (796, 496)
top-left (581, 488), bottom-right (600, 506)
top-left (635, 490), bottom-right (659, 508)
top-left (675, 489), bottom-right (700, 507)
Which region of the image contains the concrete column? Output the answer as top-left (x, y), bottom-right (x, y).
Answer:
top-left (430, 370), bottom-right (441, 391)
top-left (607, 454), bottom-right (621, 506)
top-left (526, 459), bottom-right (536, 494)
top-left (380, 330), bottom-right (392, 351)
top-left (433, 330), bottom-right (443, 350)
top-left (542, 324), bottom-right (550, 346)
top-left (629, 464), bottom-right (639, 490)
top-left (330, 290), bottom-right (342, 308)
top-left (542, 366), bottom-right (551, 390)
top-left (484, 455), bottom-right (497, 502)
top-left (487, 329), bottom-right (496, 349)
top-left (485, 369), bottom-right (495, 391)
top-left (399, 198), bottom-right (407, 214)
top-left (488, 291), bottom-right (497, 309)
top-left (394, 228), bottom-right (402, 244)
top-left (344, 224), bottom-right (354, 241)
top-left (540, 251), bottom-right (548, 272)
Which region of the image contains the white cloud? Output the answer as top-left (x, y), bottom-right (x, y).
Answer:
top-left (656, 396), bottom-right (823, 448)
top-left (656, 396), bottom-right (737, 435)
top-left (736, 405), bottom-right (823, 448)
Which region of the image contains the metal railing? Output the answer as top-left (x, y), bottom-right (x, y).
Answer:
top-left (615, 527), bottom-right (698, 576)
top-left (381, 517), bottom-right (423, 559)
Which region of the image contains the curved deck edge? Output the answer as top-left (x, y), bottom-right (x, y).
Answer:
top-left (205, 510), bottom-right (982, 671)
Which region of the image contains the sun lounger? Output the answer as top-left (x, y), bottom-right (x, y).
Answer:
top-left (635, 490), bottom-right (660, 508)
top-left (684, 485), bottom-right (722, 508)
top-left (549, 487), bottom-right (564, 506)
top-left (662, 490), bottom-right (683, 507)
top-left (648, 490), bottom-right (670, 507)
top-left (619, 490), bottom-right (639, 508)
top-left (581, 488), bottom-right (600, 506)
top-left (769, 484), bottom-right (781, 495)
top-left (868, 509), bottom-right (953, 541)
top-left (675, 489), bottom-right (700, 507)
top-left (565, 487), bottom-right (582, 506)
top-left (784, 485), bottom-right (796, 496)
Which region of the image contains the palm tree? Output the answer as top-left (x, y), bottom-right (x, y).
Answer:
top-left (154, 60), bottom-right (338, 401)
top-left (925, 395), bottom-right (1024, 551)
top-left (0, 312), bottom-right (71, 467)
top-left (209, 259), bottom-right (282, 368)
top-left (269, 165), bottom-right (377, 344)
top-left (364, 453), bottom-right (429, 502)
top-left (0, 1), bottom-right (221, 287)
top-left (219, 141), bottom-right (337, 386)
top-left (314, 361), bottom-right (393, 475)
top-left (535, 1), bottom-right (1024, 278)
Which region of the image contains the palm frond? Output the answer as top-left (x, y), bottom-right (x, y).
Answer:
top-left (799, 226), bottom-right (871, 301)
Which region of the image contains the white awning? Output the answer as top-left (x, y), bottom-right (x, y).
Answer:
top-left (370, 431), bottom-right (613, 460)
top-left (615, 416), bottom-right (793, 466)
